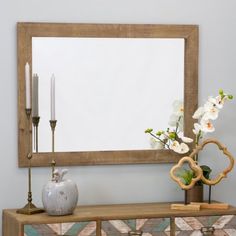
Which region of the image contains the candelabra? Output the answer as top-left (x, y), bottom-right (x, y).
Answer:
top-left (17, 109), bottom-right (44, 214)
top-left (50, 120), bottom-right (57, 179)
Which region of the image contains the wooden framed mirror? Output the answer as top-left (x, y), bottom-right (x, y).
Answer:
top-left (18, 23), bottom-right (198, 167)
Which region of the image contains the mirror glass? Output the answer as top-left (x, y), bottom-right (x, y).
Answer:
top-left (32, 37), bottom-right (184, 152)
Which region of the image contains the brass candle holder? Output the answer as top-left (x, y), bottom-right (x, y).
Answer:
top-left (17, 109), bottom-right (44, 215)
top-left (50, 120), bottom-right (57, 179)
top-left (32, 116), bottom-right (40, 153)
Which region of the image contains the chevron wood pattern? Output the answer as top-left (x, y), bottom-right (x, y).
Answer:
top-left (101, 218), bottom-right (171, 236)
top-left (24, 221), bottom-right (96, 236)
top-left (175, 215), bottom-right (236, 236)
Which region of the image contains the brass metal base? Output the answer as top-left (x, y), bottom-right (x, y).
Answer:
top-left (17, 202), bottom-right (44, 215)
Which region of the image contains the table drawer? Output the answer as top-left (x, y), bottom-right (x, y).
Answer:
top-left (175, 215), bottom-right (236, 235)
top-left (24, 221), bottom-right (97, 236)
top-left (101, 218), bottom-right (171, 235)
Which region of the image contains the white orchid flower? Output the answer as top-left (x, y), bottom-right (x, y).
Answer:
top-left (208, 96), bottom-right (225, 109)
top-left (193, 123), bottom-right (202, 135)
top-left (216, 96), bottom-right (225, 109)
top-left (178, 132), bottom-right (193, 143)
top-left (192, 107), bottom-right (204, 119)
top-left (149, 138), bottom-right (164, 150)
top-left (177, 143), bottom-right (190, 154)
top-left (203, 101), bottom-right (219, 120)
top-left (170, 140), bottom-right (189, 154)
top-left (200, 119), bottom-right (215, 133)
top-left (172, 100), bottom-right (184, 117)
top-left (170, 140), bottom-right (180, 151)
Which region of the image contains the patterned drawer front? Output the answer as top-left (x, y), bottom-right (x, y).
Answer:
top-left (24, 221), bottom-right (96, 236)
top-left (102, 218), bottom-right (171, 236)
top-left (175, 215), bottom-right (236, 236)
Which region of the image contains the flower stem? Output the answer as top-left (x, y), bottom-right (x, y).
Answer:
top-left (194, 130), bottom-right (201, 162)
top-left (175, 116), bottom-right (182, 133)
top-left (150, 132), bottom-right (170, 149)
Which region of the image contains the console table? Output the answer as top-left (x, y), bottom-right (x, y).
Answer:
top-left (3, 202), bottom-right (236, 235)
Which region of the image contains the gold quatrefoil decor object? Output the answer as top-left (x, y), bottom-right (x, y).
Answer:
top-left (189, 138), bottom-right (235, 186)
top-left (170, 156), bottom-right (203, 190)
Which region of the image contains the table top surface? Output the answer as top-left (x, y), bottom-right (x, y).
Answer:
top-left (4, 202), bottom-right (236, 224)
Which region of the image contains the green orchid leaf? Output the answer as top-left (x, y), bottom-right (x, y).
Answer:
top-left (200, 165), bottom-right (212, 180)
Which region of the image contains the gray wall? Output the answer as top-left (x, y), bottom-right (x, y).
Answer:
top-left (1, 0), bottom-right (236, 234)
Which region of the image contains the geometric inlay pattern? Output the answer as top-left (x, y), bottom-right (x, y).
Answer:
top-left (24, 221), bottom-right (96, 236)
top-left (175, 215), bottom-right (236, 236)
top-left (101, 218), bottom-right (170, 236)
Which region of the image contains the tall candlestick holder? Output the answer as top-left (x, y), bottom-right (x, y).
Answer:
top-left (17, 109), bottom-right (44, 215)
top-left (50, 120), bottom-right (57, 179)
top-left (32, 116), bottom-right (40, 152)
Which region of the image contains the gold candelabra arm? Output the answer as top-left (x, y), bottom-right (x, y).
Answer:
top-left (17, 108), bottom-right (44, 214)
top-left (25, 108), bottom-right (31, 118)
top-left (27, 152), bottom-right (32, 203)
top-left (50, 120), bottom-right (57, 131)
top-left (32, 116), bottom-right (40, 153)
top-left (50, 120), bottom-right (57, 152)
top-left (51, 159), bottom-right (56, 179)
top-left (32, 116), bottom-right (40, 126)
top-left (50, 120), bottom-right (57, 179)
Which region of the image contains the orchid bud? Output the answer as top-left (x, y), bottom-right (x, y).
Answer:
top-left (219, 89), bottom-right (224, 95)
top-left (169, 132), bottom-right (176, 140)
top-left (156, 131), bottom-right (164, 136)
top-left (145, 128), bottom-right (153, 133)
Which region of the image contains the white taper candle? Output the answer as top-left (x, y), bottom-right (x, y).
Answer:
top-left (25, 62), bottom-right (31, 109)
top-left (32, 74), bottom-right (39, 117)
top-left (51, 74), bottom-right (56, 120)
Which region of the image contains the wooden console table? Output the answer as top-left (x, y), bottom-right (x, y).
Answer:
top-left (3, 202), bottom-right (236, 235)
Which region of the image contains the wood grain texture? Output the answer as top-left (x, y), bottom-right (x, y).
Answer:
top-left (170, 217), bottom-right (175, 236)
top-left (2, 210), bottom-right (23, 236)
top-left (96, 220), bottom-right (102, 236)
top-left (17, 22), bottom-right (198, 167)
top-left (4, 202), bottom-right (236, 224)
top-left (3, 202), bottom-right (236, 236)
top-left (191, 202), bottom-right (229, 210)
top-left (170, 204), bottom-right (200, 211)
top-left (24, 150), bottom-right (182, 167)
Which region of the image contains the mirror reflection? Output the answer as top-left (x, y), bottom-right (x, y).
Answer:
top-left (32, 37), bottom-right (184, 152)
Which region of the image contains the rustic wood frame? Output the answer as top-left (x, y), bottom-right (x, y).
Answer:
top-left (17, 23), bottom-right (198, 167)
